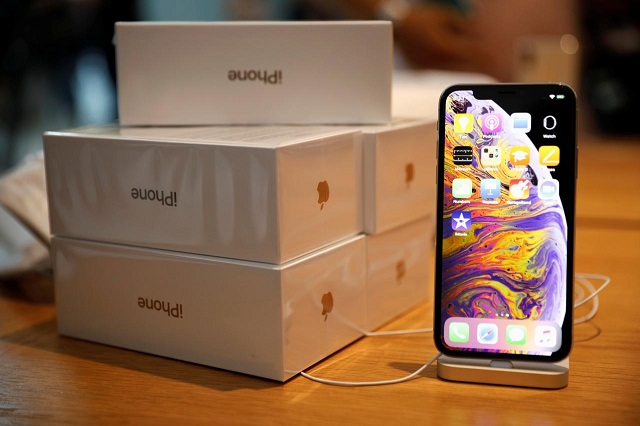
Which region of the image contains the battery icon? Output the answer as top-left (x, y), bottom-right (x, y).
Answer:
top-left (557, 94), bottom-right (565, 99)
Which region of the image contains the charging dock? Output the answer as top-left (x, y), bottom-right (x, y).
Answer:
top-left (437, 355), bottom-right (569, 389)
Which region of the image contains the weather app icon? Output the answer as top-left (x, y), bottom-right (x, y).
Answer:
top-left (451, 211), bottom-right (472, 231)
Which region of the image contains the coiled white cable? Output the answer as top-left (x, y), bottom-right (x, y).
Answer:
top-left (573, 273), bottom-right (610, 324)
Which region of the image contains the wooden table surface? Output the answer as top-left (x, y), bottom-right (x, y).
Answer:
top-left (1, 131), bottom-right (639, 425)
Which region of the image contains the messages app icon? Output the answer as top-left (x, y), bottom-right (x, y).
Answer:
top-left (506, 325), bottom-right (527, 345)
top-left (449, 322), bottom-right (469, 343)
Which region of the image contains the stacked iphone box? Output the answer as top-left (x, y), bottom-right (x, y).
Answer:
top-left (360, 119), bottom-right (436, 331)
top-left (44, 22), bottom-right (435, 381)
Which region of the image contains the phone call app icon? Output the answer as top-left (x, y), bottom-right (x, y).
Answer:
top-left (535, 326), bottom-right (557, 348)
top-left (539, 145), bottom-right (560, 166)
top-left (481, 146), bottom-right (501, 167)
top-left (454, 114), bottom-right (474, 133)
top-left (452, 178), bottom-right (473, 198)
top-left (477, 323), bottom-right (498, 345)
top-left (509, 179), bottom-right (531, 199)
top-left (451, 211), bottom-right (472, 231)
top-left (510, 146), bottom-right (530, 166)
top-left (481, 113), bottom-right (503, 133)
top-left (449, 322), bottom-right (469, 343)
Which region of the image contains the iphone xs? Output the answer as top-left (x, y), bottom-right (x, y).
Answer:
top-left (434, 84), bottom-right (577, 362)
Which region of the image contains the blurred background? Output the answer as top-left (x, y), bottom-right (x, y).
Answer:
top-left (0, 0), bottom-right (638, 171)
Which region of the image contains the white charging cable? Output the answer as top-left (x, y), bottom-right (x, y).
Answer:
top-left (573, 273), bottom-right (610, 324)
top-left (301, 273), bottom-right (611, 386)
top-left (300, 352), bottom-right (441, 386)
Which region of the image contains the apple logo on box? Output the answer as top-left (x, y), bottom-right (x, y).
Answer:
top-left (405, 163), bottom-right (414, 188)
top-left (321, 292), bottom-right (333, 321)
top-left (317, 180), bottom-right (330, 210)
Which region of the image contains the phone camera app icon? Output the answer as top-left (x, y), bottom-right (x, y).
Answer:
top-left (538, 179), bottom-right (559, 199)
top-left (480, 146), bottom-right (501, 167)
top-left (454, 113), bottom-right (474, 134)
top-left (510, 146), bottom-right (530, 166)
top-left (481, 179), bottom-right (500, 199)
top-left (539, 145), bottom-right (560, 166)
top-left (477, 323), bottom-right (498, 345)
top-left (511, 113), bottom-right (532, 133)
top-left (453, 146), bottom-right (473, 165)
top-left (481, 113), bottom-right (503, 133)
top-left (452, 178), bottom-right (472, 198)
top-left (506, 325), bottom-right (527, 345)
top-left (535, 326), bottom-right (557, 348)
top-left (451, 211), bottom-right (472, 231)
top-left (449, 322), bottom-right (469, 343)
top-left (509, 179), bottom-right (531, 199)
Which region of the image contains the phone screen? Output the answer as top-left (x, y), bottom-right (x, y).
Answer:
top-left (434, 84), bottom-right (576, 362)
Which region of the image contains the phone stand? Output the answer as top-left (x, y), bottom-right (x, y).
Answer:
top-left (437, 355), bottom-right (569, 389)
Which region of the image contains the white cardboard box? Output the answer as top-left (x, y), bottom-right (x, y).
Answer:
top-left (116, 21), bottom-right (392, 125)
top-left (44, 125), bottom-right (362, 264)
top-left (362, 118), bottom-right (436, 235)
top-left (52, 235), bottom-right (366, 382)
top-left (366, 217), bottom-right (434, 331)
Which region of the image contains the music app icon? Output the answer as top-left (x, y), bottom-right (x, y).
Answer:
top-left (535, 325), bottom-right (557, 348)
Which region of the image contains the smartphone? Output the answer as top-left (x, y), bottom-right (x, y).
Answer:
top-left (434, 84), bottom-right (577, 362)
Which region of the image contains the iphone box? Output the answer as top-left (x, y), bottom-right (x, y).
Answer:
top-left (115, 21), bottom-right (392, 125)
top-left (366, 217), bottom-right (434, 331)
top-left (44, 125), bottom-right (362, 264)
top-left (361, 118), bottom-right (436, 235)
top-left (52, 235), bottom-right (366, 381)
